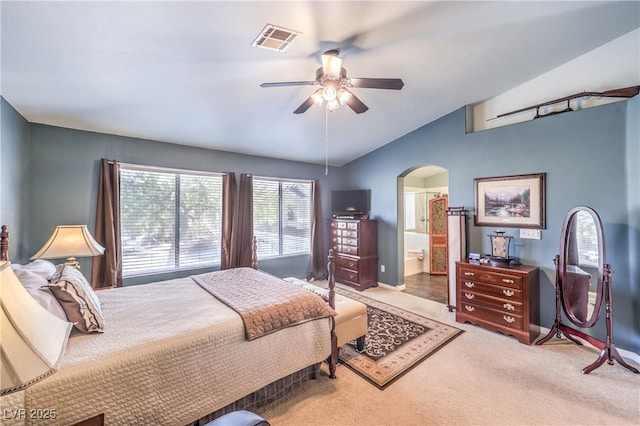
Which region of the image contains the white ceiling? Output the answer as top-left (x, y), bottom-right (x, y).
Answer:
top-left (2, 1), bottom-right (638, 166)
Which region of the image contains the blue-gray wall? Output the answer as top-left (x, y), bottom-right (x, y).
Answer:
top-left (342, 101), bottom-right (638, 353)
top-left (0, 97), bottom-right (30, 260)
top-left (2, 95), bottom-right (638, 353)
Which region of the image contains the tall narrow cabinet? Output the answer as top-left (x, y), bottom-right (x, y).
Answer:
top-left (329, 219), bottom-right (378, 291)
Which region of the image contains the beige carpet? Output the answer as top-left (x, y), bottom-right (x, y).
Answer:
top-left (258, 282), bottom-right (640, 425)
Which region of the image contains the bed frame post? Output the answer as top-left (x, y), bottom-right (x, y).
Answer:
top-left (327, 248), bottom-right (338, 379)
top-left (1, 225), bottom-right (9, 262)
top-left (251, 236), bottom-right (258, 270)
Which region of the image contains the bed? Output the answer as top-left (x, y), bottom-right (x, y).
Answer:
top-left (0, 225), bottom-right (338, 426)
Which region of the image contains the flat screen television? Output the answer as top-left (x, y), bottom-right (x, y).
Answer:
top-left (331, 190), bottom-right (369, 215)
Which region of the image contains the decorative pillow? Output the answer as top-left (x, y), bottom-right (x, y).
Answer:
top-left (47, 264), bottom-right (105, 333)
top-left (13, 268), bottom-right (69, 322)
top-left (12, 259), bottom-right (57, 280)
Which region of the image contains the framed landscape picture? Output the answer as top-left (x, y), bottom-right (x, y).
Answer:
top-left (474, 173), bottom-right (546, 229)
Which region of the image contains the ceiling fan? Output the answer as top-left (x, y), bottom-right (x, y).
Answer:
top-left (260, 49), bottom-right (404, 114)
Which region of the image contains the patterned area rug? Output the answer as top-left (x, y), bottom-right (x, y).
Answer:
top-left (335, 288), bottom-right (463, 390)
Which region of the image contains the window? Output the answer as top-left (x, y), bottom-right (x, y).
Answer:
top-left (120, 165), bottom-right (223, 277)
top-left (252, 177), bottom-right (312, 259)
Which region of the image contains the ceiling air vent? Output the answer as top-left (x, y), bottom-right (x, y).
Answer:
top-left (251, 24), bottom-right (300, 52)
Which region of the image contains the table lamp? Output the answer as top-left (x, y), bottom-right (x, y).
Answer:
top-left (30, 225), bottom-right (104, 268)
top-left (0, 261), bottom-right (72, 395)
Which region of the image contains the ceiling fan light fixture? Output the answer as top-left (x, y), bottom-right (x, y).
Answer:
top-left (321, 51), bottom-right (343, 78)
top-left (322, 86), bottom-right (338, 102)
top-left (311, 89), bottom-right (324, 105)
top-left (337, 88), bottom-right (351, 105)
top-left (326, 98), bottom-right (340, 111)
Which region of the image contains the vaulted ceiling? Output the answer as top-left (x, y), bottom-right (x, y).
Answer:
top-left (2, 1), bottom-right (638, 166)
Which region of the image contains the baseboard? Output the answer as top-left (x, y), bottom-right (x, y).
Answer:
top-left (377, 281), bottom-right (406, 291)
top-left (619, 347), bottom-right (640, 365)
top-left (537, 325), bottom-right (640, 365)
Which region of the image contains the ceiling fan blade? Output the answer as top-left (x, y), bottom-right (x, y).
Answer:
top-left (293, 96), bottom-right (316, 114)
top-left (260, 81), bottom-right (318, 88)
top-left (344, 90), bottom-right (369, 114)
top-left (348, 78), bottom-right (404, 90)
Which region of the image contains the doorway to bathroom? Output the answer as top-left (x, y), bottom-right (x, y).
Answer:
top-left (401, 165), bottom-right (449, 304)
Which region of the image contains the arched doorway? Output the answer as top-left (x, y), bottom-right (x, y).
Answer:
top-left (398, 165), bottom-right (449, 304)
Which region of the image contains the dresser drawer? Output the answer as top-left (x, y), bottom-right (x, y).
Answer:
top-left (341, 230), bottom-right (358, 238)
top-left (338, 245), bottom-right (359, 256)
top-left (458, 266), bottom-right (523, 290)
top-left (458, 279), bottom-right (522, 301)
top-left (334, 255), bottom-right (359, 270)
top-left (341, 237), bottom-right (358, 246)
top-left (336, 267), bottom-right (359, 284)
top-left (459, 302), bottom-right (523, 331)
top-left (459, 290), bottom-right (523, 315)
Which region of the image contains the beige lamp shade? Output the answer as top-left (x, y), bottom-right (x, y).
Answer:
top-left (0, 261), bottom-right (72, 395)
top-left (31, 225), bottom-right (104, 267)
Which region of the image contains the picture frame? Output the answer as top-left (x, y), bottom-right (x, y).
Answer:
top-left (474, 173), bottom-right (546, 229)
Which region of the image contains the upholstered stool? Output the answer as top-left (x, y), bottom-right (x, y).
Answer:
top-left (333, 291), bottom-right (368, 351)
top-left (285, 278), bottom-right (368, 351)
top-left (205, 410), bottom-right (270, 426)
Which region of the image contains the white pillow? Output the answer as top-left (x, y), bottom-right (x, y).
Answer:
top-left (12, 259), bottom-right (57, 280)
top-left (47, 264), bottom-right (105, 333)
top-left (13, 268), bottom-right (68, 321)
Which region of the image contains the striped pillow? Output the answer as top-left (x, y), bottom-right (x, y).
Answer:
top-left (47, 264), bottom-right (105, 333)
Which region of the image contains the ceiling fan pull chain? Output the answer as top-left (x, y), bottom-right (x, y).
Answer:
top-left (325, 107), bottom-right (329, 176)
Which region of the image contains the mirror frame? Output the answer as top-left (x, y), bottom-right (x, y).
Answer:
top-left (559, 206), bottom-right (605, 328)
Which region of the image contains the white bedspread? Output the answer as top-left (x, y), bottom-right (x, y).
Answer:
top-left (2, 275), bottom-right (331, 425)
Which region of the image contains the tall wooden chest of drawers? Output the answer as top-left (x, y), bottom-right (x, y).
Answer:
top-left (329, 219), bottom-right (378, 291)
top-left (456, 261), bottom-right (540, 344)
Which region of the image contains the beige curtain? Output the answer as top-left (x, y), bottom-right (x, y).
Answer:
top-left (230, 173), bottom-right (253, 268)
top-left (92, 159), bottom-right (122, 288)
top-left (220, 172), bottom-right (237, 270)
top-left (306, 180), bottom-right (327, 280)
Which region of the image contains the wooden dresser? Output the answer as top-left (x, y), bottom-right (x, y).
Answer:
top-left (455, 261), bottom-right (540, 344)
top-left (329, 219), bottom-right (378, 291)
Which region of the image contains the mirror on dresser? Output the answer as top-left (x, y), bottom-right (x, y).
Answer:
top-left (536, 206), bottom-right (639, 374)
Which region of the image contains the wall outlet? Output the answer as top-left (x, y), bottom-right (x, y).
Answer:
top-left (380, 264), bottom-right (385, 272)
top-left (520, 229), bottom-right (541, 239)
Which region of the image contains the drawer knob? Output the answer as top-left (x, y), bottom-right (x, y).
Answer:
top-left (349, 274), bottom-right (355, 279)
top-left (503, 303), bottom-right (515, 311)
top-left (464, 293), bottom-right (475, 300)
top-left (349, 262), bottom-right (355, 267)
top-left (503, 289), bottom-right (515, 297)
top-left (502, 278), bottom-right (515, 284)
top-left (464, 281), bottom-right (475, 288)
top-left (503, 315), bottom-right (515, 323)
top-left (464, 305), bottom-right (475, 312)
top-left (464, 272), bottom-right (474, 276)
